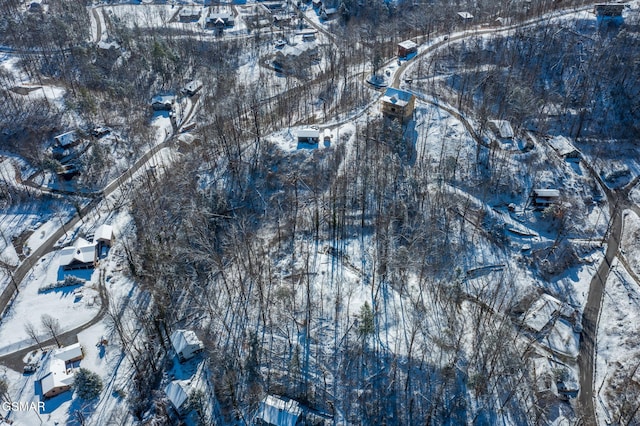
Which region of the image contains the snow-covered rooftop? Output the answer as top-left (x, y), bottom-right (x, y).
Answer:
top-left (297, 128), bottom-right (320, 139)
top-left (54, 131), bottom-right (79, 148)
top-left (523, 293), bottom-right (562, 332)
top-left (94, 224), bottom-right (114, 243)
top-left (382, 88), bottom-right (414, 108)
top-left (398, 40), bottom-right (418, 50)
top-left (533, 188), bottom-right (560, 198)
top-left (170, 330), bottom-right (203, 355)
top-left (165, 380), bottom-right (191, 411)
top-left (548, 135), bottom-right (579, 157)
top-left (255, 395), bottom-right (303, 426)
top-left (37, 343), bottom-right (84, 397)
top-left (59, 238), bottom-right (96, 268)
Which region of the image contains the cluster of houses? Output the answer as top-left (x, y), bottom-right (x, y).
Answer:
top-left (50, 126), bottom-right (112, 180)
top-left (165, 329), bottom-right (331, 424)
top-left (59, 224), bottom-right (113, 271)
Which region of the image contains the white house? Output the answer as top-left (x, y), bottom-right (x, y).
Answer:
top-left (254, 395), bottom-right (303, 426)
top-left (171, 330), bottom-right (204, 362)
top-left (94, 224), bottom-right (114, 247)
top-left (37, 342), bottom-right (84, 398)
top-left (59, 238), bottom-right (96, 270)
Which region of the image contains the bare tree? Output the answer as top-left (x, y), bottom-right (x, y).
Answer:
top-left (41, 314), bottom-right (62, 348)
top-left (24, 321), bottom-right (43, 350)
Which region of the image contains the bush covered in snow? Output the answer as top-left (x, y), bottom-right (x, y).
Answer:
top-left (38, 275), bottom-right (85, 293)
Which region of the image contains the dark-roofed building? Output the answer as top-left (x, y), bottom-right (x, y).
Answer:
top-left (532, 188), bottom-right (560, 209)
top-left (594, 3), bottom-right (626, 17)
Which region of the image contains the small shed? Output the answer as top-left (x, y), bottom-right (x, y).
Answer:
top-left (458, 11), bottom-right (474, 20)
top-left (171, 330), bottom-right (204, 362)
top-left (297, 128), bottom-right (320, 144)
top-left (94, 224), bottom-right (114, 247)
top-left (397, 40), bottom-right (418, 58)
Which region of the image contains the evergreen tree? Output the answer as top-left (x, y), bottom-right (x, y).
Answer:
top-left (74, 368), bottom-right (103, 400)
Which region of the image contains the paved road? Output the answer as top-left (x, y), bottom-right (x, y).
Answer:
top-left (575, 169), bottom-right (639, 425)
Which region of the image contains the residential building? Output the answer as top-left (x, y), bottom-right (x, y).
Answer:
top-left (297, 128), bottom-right (320, 144)
top-left (205, 12), bottom-right (235, 29)
top-left (183, 80), bottom-right (203, 97)
top-left (532, 188), bottom-right (560, 209)
top-left (54, 131), bottom-right (80, 149)
top-left (397, 40), bottom-right (417, 58)
top-left (273, 43), bottom-right (319, 72)
top-left (151, 95), bottom-right (175, 111)
top-left (381, 88), bottom-right (416, 122)
top-left (171, 330), bottom-right (204, 362)
top-left (254, 395), bottom-right (303, 426)
top-left (37, 343), bottom-right (84, 398)
top-left (59, 238), bottom-right (96, 270)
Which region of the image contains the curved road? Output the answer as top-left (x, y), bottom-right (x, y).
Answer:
top-left (389, 5), bottom-right (633, 425)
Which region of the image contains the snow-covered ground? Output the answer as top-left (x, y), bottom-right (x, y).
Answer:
top-left (0, 249), bottom-right (100, 356)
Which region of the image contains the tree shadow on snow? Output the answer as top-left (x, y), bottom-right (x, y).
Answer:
top-left (66, 396), bottom-right (98, 426)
